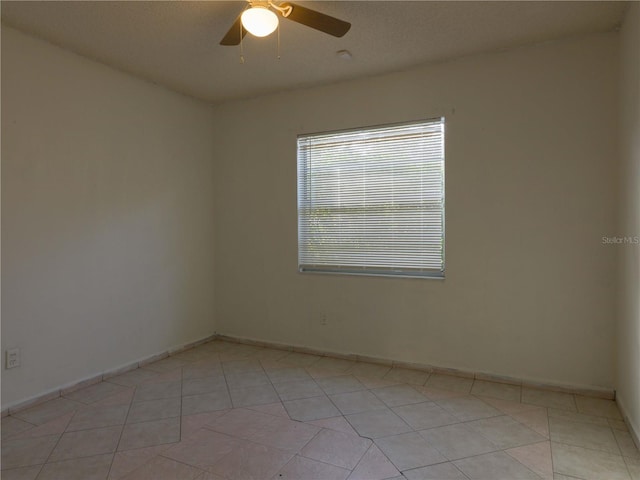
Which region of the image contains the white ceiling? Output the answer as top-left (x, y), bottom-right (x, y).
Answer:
top-left (1, 1), bottom-right (628, 104)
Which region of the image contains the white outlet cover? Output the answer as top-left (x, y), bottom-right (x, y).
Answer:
top-left (6, 348), bottom-right (20, 369)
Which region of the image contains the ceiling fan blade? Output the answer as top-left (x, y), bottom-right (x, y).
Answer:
top-left (280, 2), bottom-right (351, 38)
top-left (220, 15), bottom-right (246, 45)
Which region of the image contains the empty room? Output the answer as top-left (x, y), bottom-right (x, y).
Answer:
top-left (1, 1), bottom-right (639, 479)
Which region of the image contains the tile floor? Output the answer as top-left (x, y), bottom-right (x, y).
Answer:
top-left (1, 340), bottom-right (639, 480)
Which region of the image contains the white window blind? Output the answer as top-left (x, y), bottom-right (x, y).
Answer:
top-left (297, 118), bottom-right (445, 278)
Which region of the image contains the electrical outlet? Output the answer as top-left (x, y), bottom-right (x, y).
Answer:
top-left (6, 348), bottom-right (20, 369)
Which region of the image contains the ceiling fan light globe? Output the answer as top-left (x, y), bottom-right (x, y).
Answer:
top-left (241, 7), bottom-right (279, 37)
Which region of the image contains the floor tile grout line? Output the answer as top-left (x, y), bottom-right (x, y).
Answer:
top-left (343, 403), bottom-right (414, 442)
top-left (551, 439), bottom-right (633, 458)
top-left (196, 420), bottom-right (302, 464)
top-left (457, 449), bottom-right (548, 480)
top-left (2, 414), bottom-right (41, 434)
top-left (179, 362), bottom-right (186, 444)
top-left (611, 422), bottom-right (636, 479)
top-left (430, 399), bottom-right (502, 425)
top-left (283, 451), bottom-right (355, 474)
top-left (433, 446), bottom-right (542, 476)
top-left (260, 353), bottom-right (286, 406)
top-left (297, 426), bottom-right (335, 458)
top-left (610, 420), bottom-right (628, 458)
top-left (0, 462), bottom-right (43, 478)
top-left (337, 441), bottom-right (375, 476)
top-left (265, 356), bottom-right (301, 406)
top-left (62, 407), bottom-right (131, 434)
top-left (106, 378), bottom-right (138, 479)
top-left (155, 452), bottom-right (209, 476)
top-left (325, 383), bottom-right (362, 420)
top-left (11, 397), bottom-right (85, 428)
top-left (416, 424), bottom-right (503, 462)
top-left (452, 459), bottom-right (473, 480)
top-left (33, 404), bottom-right (83, 477)
top-left (550, 416), bottom-right (631, 457)
top-left (622, 455), bottom-right (639, 477)
top-left (464, 407), bottom-right (548, 441)
top-left (394, 456), bottom-right (453, 475)
top-left (401, 461), bottom-right (472, 479)
top-left (299, 425), bottom-right (371, 472)
top-left (395, 408), bottom-right (551, 463)
top-left (502, 440), bottom-right (554, 479)
top-left (368, 384), bottom-right (433, 410)
top-left (469, 377), bottom-right (477, 398)
top-left (34, 451), bottom-right (119, 476)
top-left (221, 357), bottom-right (239, 409)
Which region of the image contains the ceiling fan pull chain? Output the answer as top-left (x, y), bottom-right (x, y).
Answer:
top-left (239, 22), bottom-right (245, 64)
top-left (277, 21), bottom-right (281, 60)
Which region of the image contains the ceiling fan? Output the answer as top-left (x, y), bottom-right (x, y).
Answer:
top-left (220, 1), bottom-right (351, 45)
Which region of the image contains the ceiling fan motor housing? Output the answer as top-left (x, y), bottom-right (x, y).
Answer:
top-left (220, 1), bottom-right (351, 46)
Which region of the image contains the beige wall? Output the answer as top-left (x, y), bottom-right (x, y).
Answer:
top-left (1, 27), bottom-right (216, 407)
top-left (1, 22), bottom-right (625, 408)
top-left (617, 2), bottom-right (640, 446)
top-left (212, 33), bottom-right (619, 390)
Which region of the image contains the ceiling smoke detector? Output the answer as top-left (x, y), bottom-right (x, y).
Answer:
top-left (336, 49), bottom-right (353, 61)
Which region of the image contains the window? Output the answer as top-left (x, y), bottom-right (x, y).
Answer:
top-left (297, 118), bottom-right (445, 278)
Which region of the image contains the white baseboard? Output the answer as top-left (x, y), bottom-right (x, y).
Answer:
top-left (2, 331), bottom-right (618, 418)
top-left (216, 333), bottom-right (616, 400)
top-left (2, 333), bottom-right (217, 416)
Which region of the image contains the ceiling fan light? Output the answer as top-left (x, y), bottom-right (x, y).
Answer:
top-left (241, 6), bottom-right (279, 37)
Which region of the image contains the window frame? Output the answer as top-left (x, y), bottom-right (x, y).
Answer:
top-left (297, 117), bottom-right (445, 279)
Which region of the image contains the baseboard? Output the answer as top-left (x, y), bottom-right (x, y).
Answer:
top-left (2, 332), bottom-right (217, 415)
top-left (215, 333), bottom-right (616, 400)
top-left (2, 330), bottom-right (616, 418)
